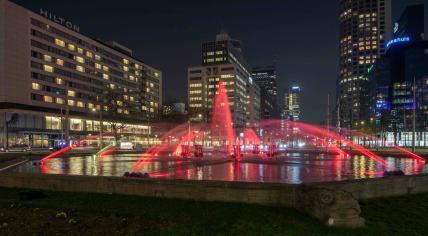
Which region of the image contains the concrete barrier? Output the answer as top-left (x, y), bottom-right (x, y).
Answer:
top-left (1, 172), bottom-right (428, 227)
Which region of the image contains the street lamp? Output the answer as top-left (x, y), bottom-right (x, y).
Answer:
top-left (93, 100), bottom-right (104, 149)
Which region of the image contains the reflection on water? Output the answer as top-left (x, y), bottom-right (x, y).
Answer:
top-left (9, 153), bottom-right (428, 184)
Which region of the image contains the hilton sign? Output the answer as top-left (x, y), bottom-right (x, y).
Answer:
top-left (39, 9), bottom-right (80, 33)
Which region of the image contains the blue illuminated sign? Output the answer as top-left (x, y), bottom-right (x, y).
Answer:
top-left (386, 37), bottom-right (410, 48)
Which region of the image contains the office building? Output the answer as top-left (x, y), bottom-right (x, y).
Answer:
top-left (337, 0), bottom-right (392, 129)
top-left (369, 4), bottom-right (428, 145)
top-left (252, 66), bottom-right (278, 119)
top-left (0, 0), bottom-right (162, 148)
top-left (283, 86), bottom-right (301, 121)
top-left (188, 32), bottom-right (260, 128)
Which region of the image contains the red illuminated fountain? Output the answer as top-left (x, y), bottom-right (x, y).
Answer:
top-left (38, 75), bottom-right (426, 178)
top-left (210, 81), bottom-right (235, 154)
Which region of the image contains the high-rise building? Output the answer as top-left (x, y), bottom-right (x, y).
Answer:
top-left (251, 66), bottom-right (278, 119)
top-left (337, 0), bottom-right (391, 129)
top-left (283, 86), bottom-right (301, 121)
top-left (393, 4), bottom-right (425, 41)
top-left (0, 0), bottom-right (162, 148)
top-left (369, 4), bottom-right (428, 137)
top-left (188, 32), bottom-right (260, 128)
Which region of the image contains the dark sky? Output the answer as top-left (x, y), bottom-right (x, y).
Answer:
top-left (13, 0), bottom-right (428, 124)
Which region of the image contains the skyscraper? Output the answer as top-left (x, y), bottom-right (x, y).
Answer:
top-left (251, 66), bottom-right (278, 119)
top-left (283, 86), bottom-right (301, 121)
top-left (187, 32), bottom-right (260, 127)
top-left (337, 0), bottom-right (391, 129)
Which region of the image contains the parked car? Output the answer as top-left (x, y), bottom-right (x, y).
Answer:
top-left (0, 144), bottom-right (31, 152)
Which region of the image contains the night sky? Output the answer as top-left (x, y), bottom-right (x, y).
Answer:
top-left (13, 0), bottom-right (428, 124)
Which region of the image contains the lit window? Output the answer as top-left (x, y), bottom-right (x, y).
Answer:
top-left (43, 95), bottom-right (53, 103)
top-left (130, 96), bottom-right (135, 102)
top-left (43, 65), bottom-right (54, 73)
top-left (55, 38), bottom-right (65, 47)
top-left (55, 77), bottom-right (63, 85)
top-left (67, 44), bottom-right (76, 51)
top-left (95, 63), bottom-right (101, 69)
top-left (88, 103), bottom-right (94, 109)
top-left (56, 58), bottom-right (64, 66)
top-left (76, 65), bottom-right (85, 72)
top-left (75, 56), bottom-right (85, 63)
top-left (32, 82), bottom-right (41, 90)
top-left (123, 66), bottom-right (129, 72)
top-left (123, 59), bottom-right (129, 64)
top-left (207, 52), bottom-right (214, 56)
top-left (102, 66), bottom-right (109, 72)
top-left (68, 100), bottom-right (75, 106)
top-left (129, 75), bottom-right (135, 81)
top-left (77, 48), bottom-right (84, 54)
top-left (109, 84), bottom-right (115, 89)
top-left (56, 97), bottom-right (64, 104)
top-left (95, 54), bottom-right (101, 61)
top-left (67, 90), bottom-right (76, 97)
top-left (86, 51), bottom-right (93, 58)
top-left (77, 101), bottom-right (84, 108)
top-left (43, 55), bottom-right (52, 62)
top-left (102, 74), bottom-right (109, 80)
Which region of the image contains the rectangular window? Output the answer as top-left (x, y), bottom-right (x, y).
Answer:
top-left (102, 66), bottom-right (109, 72)
top-left (67, 90), bottom-right (76, 97)
top-left (55, 97), bottom-right (64, 104)
top-left (95, 54), bottom-right (101, 61)
top-left (56, 58), bottom-right (64, 66)
top-left (75, 56), bottom-right (85, 63)
top-left (68, 99), bottom-right (75, 106)
top-left (77, 48), bottom-right (84, 54)
top-left (67, 44), bottom-right (76, 51)
top-left (70, 118), bottom-right (83, 131)
top-left (43, 65), bottom-right (54, 73)
top-left (76, 65), bottom-right (85, 73)
top-left (55, 77), bottom-right (63, 85)
top-left (32, 82), bottom-right (41, 90)
top-left (43, 95), bottom-right (53, 103)
top-left (123, 59), bottom-right (129, 64)
top-left (102, 74), bottom-right (109, 80)
top-left (86, 51), bottom-right (93, 58)
top-left (123, 66), bottom-right (129, 72)
top-left (95, 63), bottom-right (101, 69)
top-left (55, 38), bottom-right (65, 47)
top-left (77, 101), bottom-right (84, 108)
top-left (45, 116), bottom-right (61, 130)
top-left (43, 55), bottom-right (52, 62)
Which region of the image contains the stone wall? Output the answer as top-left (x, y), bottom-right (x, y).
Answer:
top-left (1, 172), bottom-right (428, 227)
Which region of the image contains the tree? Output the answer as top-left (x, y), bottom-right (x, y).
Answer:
top-left (103, 88), bottom-right (129, 145)
top-left (5, 113), bottom-right (18, 148)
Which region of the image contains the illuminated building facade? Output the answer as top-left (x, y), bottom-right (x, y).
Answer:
top-left (188, 32), bottom-right (260, 127)
top-left (337, 0), bottom-right (391, 129)
top-left (251, 66), bottom-right (278, 119)
top-left (0, 0), bottom-right (162, 147)
top-left (283, 86), bottom-right (301, 121)
top-left (369, 4), bottom-right (428, 136)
